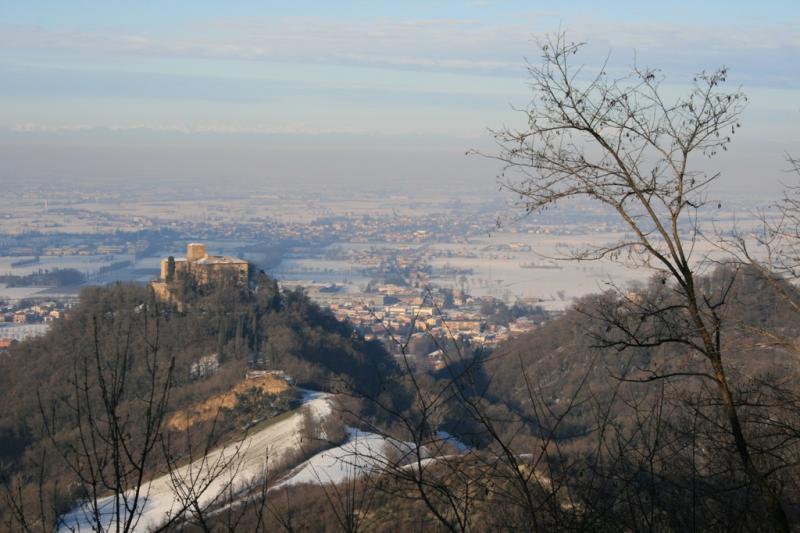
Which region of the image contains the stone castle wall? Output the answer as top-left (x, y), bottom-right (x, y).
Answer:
top-left (152, 244), bottom-right (250, 302)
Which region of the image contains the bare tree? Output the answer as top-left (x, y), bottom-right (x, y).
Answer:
top-left (2, 289), bottom-right (275, 533)
top-left (44, 297), bottom-right (174, 533)
top-left (473, 32), bottom-right (790, 529)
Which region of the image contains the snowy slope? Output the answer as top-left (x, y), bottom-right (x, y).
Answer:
top-left (59, 390), bottom-right (331, 532)
top-left (276, 428), bottom-right (430, 488)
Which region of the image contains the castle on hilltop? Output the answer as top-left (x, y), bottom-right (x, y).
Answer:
top-left (151, 243), bottom-right (250, 302)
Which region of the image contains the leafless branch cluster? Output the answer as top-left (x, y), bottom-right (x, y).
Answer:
top-left (2, 291), bottom-right (284, 533)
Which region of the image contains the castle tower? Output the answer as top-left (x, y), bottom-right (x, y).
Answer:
top-left (187, 243), bottom-right (207, 262)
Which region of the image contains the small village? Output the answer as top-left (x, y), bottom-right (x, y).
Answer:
top-left (277, 276), bottom-right (547, 370)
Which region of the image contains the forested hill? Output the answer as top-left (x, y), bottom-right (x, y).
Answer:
top-left (480, 266), bottom-right (800, 441)
top-left (0, 271), bottom-right (399, 525)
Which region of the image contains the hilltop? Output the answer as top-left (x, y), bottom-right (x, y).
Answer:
top-left (0, 266), bottom-right (401, 529)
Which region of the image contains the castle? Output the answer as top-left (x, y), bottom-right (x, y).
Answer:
top-left (151, 243), bottom-right (250, 301)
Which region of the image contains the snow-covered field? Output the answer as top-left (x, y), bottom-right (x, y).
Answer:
top-left (59, 391), bottom-right (331, 532)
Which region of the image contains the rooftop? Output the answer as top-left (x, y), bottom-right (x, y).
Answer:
top-left (194, 255), bottom-right (248, 265)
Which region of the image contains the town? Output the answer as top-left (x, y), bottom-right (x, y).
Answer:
top-left (0, 240), bottom-right (547, 362)
top-left (0, 182), bottom-right (763, 356)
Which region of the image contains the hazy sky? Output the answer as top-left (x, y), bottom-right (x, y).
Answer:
top-left (0, 1), bottom-right (798, 194)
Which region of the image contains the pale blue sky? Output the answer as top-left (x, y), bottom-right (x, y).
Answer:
top-left (0, 1), bottom-right (798, 192)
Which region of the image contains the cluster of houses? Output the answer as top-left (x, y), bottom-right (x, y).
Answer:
top-left (291, 277), bottom-right (546, 371)
top-left (326, 299), bottom-right (541, 369)
top-left (0, 300), bottom-right (73, 351)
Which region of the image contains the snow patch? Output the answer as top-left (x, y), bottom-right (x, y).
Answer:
top-left (276, 428), bottom-right (429, 488)
top-left (436, 430), bottom-right (470, 453)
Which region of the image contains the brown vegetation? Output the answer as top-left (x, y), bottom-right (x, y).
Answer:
top-left (167, 373), bottom-right (291, 431)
